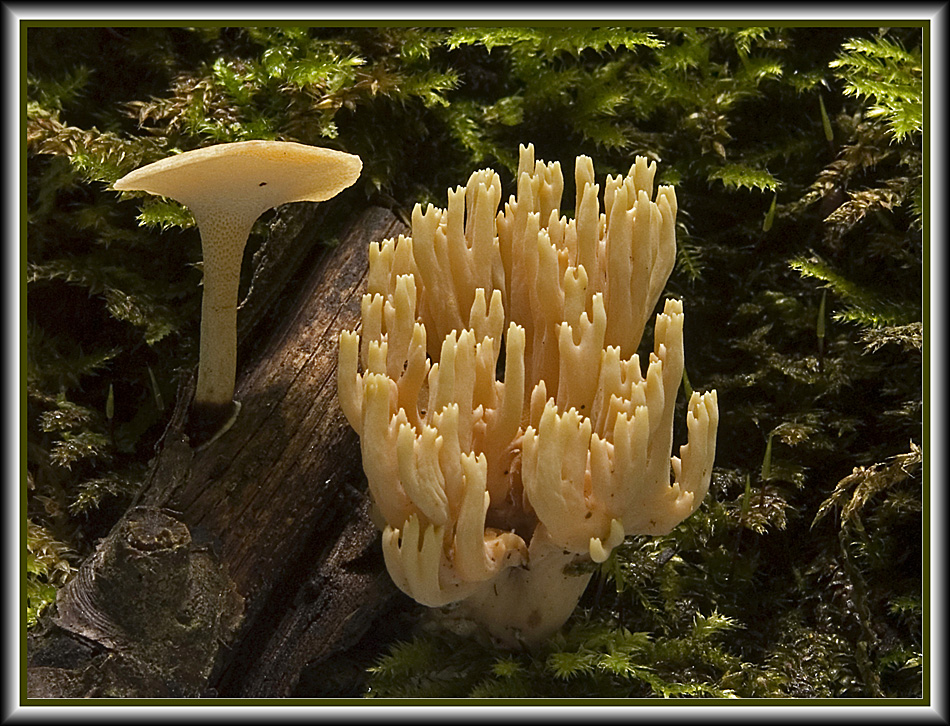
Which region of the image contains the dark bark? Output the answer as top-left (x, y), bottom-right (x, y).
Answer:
top-left (27, 203), bottom-right (408, 699)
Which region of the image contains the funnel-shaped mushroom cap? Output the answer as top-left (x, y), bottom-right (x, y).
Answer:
top-left (113, 140), bottom-right (363, 219)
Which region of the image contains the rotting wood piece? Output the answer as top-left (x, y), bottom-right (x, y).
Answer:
top-left (29, 506), bottom-right (243, 698)
top-left (237, 496), bottom-right (398, 698)
top-left (27, 205), bottom-right (409, 698)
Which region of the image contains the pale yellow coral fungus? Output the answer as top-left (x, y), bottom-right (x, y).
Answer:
top-left (338, 144), bottom-right (718, 645)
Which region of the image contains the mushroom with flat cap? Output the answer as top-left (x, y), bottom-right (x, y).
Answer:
top-left (114, 140), bottom-right (362, 445)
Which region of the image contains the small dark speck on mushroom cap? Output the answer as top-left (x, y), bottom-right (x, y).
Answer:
top-left (113, 140), bottom-right (362, 219)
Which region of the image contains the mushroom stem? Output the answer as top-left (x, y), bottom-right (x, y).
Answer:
top-left (188, 212), bottom-right (255, 443)
top-left (195, 216), bottom-right (254, 407)
top-left (451, 532), bottom-right (594, 647)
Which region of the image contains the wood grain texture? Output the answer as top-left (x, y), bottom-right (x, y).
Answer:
top-left (143, 206), bottom-right (402, 593)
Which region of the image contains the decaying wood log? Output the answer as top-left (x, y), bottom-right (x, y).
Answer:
top-left (27, 203), bottom-right (408, 698)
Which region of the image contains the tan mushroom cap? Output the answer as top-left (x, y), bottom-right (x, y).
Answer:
top-left (113, 140), bottom-right (363, 217)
